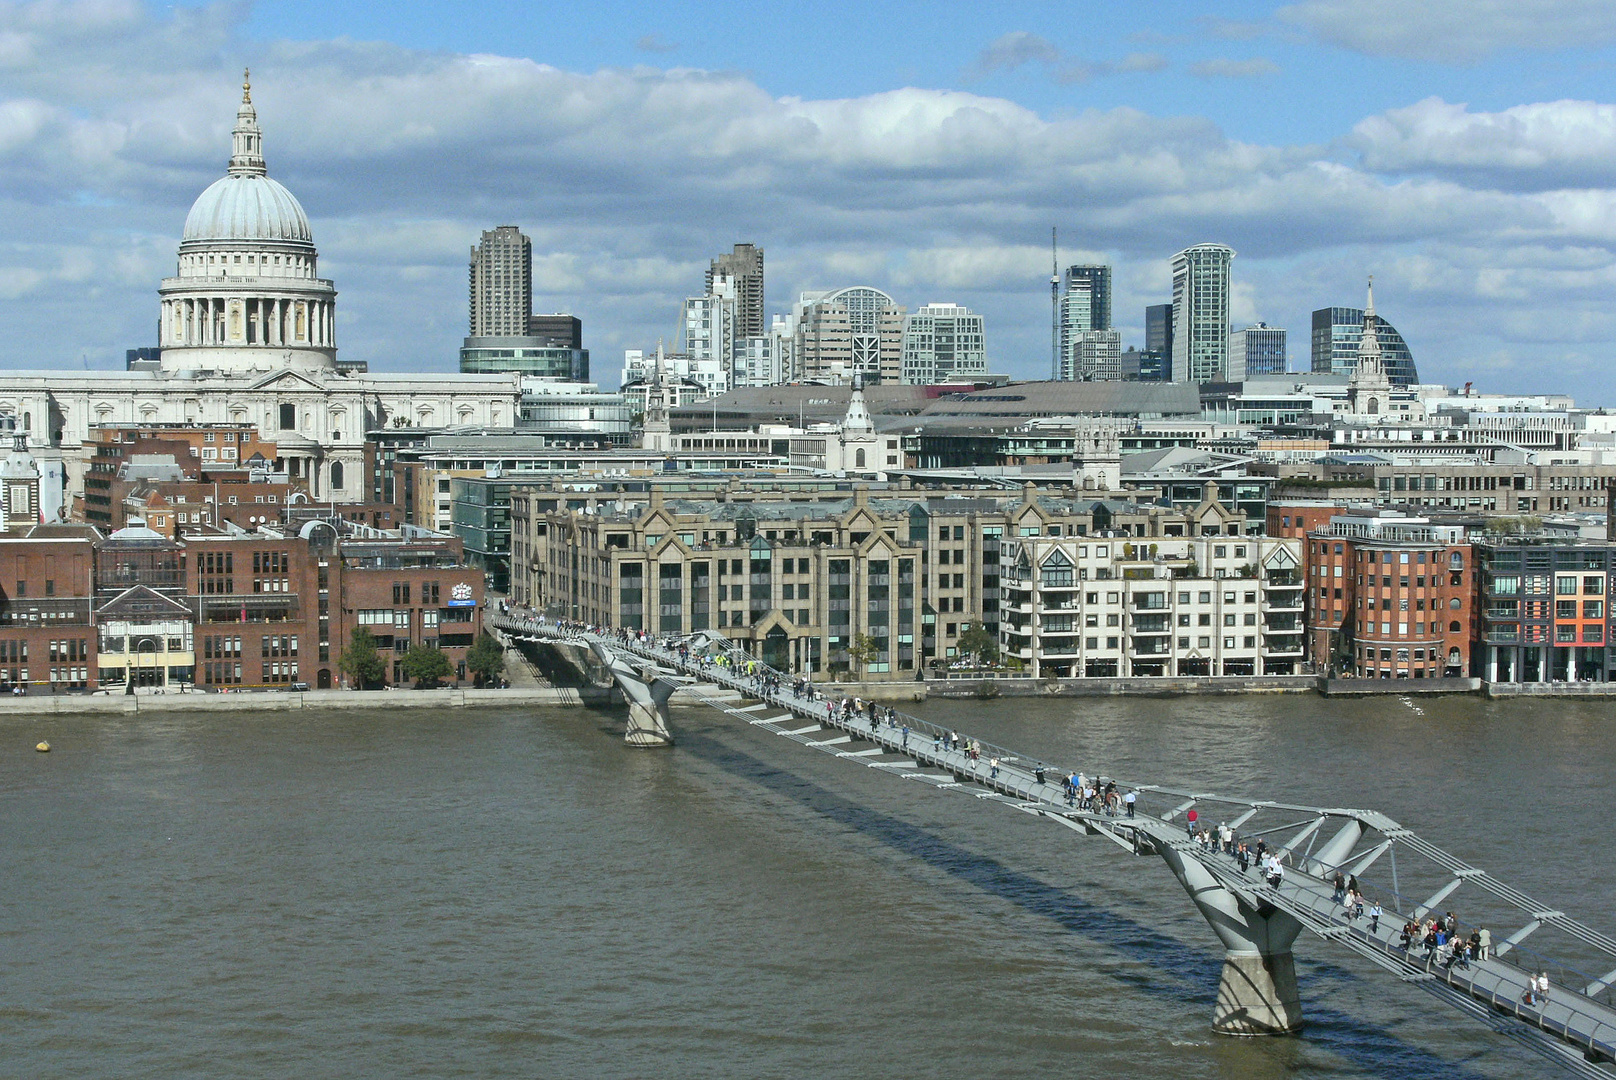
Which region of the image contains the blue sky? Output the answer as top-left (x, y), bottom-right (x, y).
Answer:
top-left (2, 0), bottom-right (1615, 398)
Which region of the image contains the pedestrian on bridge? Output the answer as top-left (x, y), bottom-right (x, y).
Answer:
top-left (1477, 927), bottom-right (1491, 960)
top-left (1125, 789), bottom-right (1136, 817)
top-left (989, 756), bottom-right (1000, 780)
top-left (901, 725), bottom-right (909, 751)
top-left (1333, 871), bottom-right (1347, 905)
top-left (1369, 901), bottom-right (1382, 934)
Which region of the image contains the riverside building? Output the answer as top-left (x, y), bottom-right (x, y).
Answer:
top-left (516, 482), bottom-right (1262, 680)
top-left (999, 532), bottom-right (1305, 677)
top-left (1303, 512), bottom-right (1473, 679)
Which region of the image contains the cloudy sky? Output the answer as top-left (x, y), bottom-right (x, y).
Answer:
top-left (1, 1), bottom-right (1614, 399)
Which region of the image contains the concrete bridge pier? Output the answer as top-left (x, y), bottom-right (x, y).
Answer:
top-left (1158, 843), bottom-right (1304, 1036)
top-left (589, 642), bottom-right (681, 748)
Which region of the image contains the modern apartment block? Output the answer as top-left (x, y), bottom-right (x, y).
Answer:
top-left (514, 483), bottom-right (1260, 680)
top-left (900, 303), bottom-right (987, 384)
top-left (1056, 265), bottom-right (1112, 381)
top-left (1475, 538), bottom-right (1615, 683)
top-left (1170, 243), bottom-right (1235, 384)
top-left (1303, 512), bottom-right (1472, 679)
top-left (1000, 533), bottom-right (1305, 677)
top-left (706, 243), bottom-right (764, 339)
top-left (468, 226), bottom-right (532, 337)
top-left (795, 287), bottom-right (906, 383)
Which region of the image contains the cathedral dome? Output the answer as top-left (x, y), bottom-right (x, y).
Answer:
top-left (183, 174), bottom-right (312, 244)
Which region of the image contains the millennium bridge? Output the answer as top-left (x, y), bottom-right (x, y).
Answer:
top-left (493, 613), bottom-right (1616, 1078)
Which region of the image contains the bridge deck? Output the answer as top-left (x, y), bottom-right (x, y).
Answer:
top-left (500, 616), bottom-right (1616, 1077)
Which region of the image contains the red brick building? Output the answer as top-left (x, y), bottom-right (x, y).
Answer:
top-left (1306, 512), bottom-right (1473, 678)
top-left (0, 525), bottom-right (98, 690)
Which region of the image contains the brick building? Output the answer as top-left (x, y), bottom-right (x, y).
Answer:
top-left (1305, 512), bottom-right (1473, 678)
top-left (0, 525), bottom-right (98, 690)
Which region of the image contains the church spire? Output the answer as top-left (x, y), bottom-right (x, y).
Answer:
top-left (1357, 275), bottom-right (1384, 375)
top-left (228, 68), bottom-right (266, 177)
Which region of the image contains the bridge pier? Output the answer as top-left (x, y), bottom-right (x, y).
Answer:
top-left (1158, 842), bottom-right (1304, 1036)
top-left (589, 642), bottom-right (681, 748)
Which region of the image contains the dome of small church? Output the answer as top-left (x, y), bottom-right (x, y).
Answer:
top-left (183, 174), bottom-right (311, 244)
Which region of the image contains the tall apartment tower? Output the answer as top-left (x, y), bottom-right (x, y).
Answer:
top-left (1170, 243), bottom-right (1235, 384)
top-left (706, 243), bottom-right (765, 339)
top-left (469, 226), bottom-right (532, 337)
top-left (1062, 265), bottom-right (1111, 330)
top-left (1054, 265), bottom-right (1111, 380)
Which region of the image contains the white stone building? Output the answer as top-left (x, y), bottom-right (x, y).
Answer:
top-left (0, 75), bottom-right (520, 507)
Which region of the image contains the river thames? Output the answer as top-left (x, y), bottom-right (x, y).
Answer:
top-left (3, 694), bottom-right (1611, 1078)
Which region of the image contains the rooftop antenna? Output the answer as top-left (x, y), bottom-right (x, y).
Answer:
top-left (1050, 227), bottom-right (1061, 382)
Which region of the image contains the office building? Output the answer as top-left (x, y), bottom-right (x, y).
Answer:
top-left (468, 226), bottom-right (532, 338)
top-left (795, 287), bottom-right (906, 383)
top-left (1303, 512), bottom-right (1472, 679)
top-left (1062, 329), bottom-right (1123, 382)
top-left (706, 244), bottom-right (765, 339)
top-left (1229, 323), bottom-right (1287, 380)
top-left (1145, 303), bottom-right (1174, 381)
top-left (1310, 304), bottom-right (1419, 386)
top-left (1475, 537), bottom-right (1615, 683)
top-left (901, 303), bottom-right (987, 384)
top-left (1054, 265), bottom-right (1110, 381)
top-left (1170, 243), bottom-right (1235, 384)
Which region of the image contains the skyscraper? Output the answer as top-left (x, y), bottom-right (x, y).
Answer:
top-left (1144, 302), bottom-right (1174, 382)
top-left (1062, 265), bottom-right (1111, 330)
top-left (1310, 302), bottom-right (1420, 386)
top-left (706, 243), bottom-right (765, 339)
top-left (469, 226), bottom-right (532, 337)
top-left (1054, 264), bottom-right (1111, 380)
top-left (1170, 243), bottom-right (1235, 384)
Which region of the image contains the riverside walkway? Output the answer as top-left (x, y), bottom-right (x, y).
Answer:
top-left (496, 614), bottom-right (1616, 1077)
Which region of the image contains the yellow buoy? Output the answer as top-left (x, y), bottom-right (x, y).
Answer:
top-left (35, 741), bottom-right (49, 753)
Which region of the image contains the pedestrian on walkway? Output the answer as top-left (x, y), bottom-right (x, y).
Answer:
top-left (1369, 902), bottom-right (1382, 934)
top-left (1477, 927), bottom-right (1491, 961)
top-left (989, 756), bottom-right (1000, 780)
top-left (1125, 789), bottom-right (1136, 817)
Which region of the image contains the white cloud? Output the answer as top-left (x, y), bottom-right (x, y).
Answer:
top-left (1351, 97), bottom-right (1616, 190)
top-left (1279, 0), bottom-right (1616, 61)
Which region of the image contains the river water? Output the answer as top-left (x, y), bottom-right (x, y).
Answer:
top-left (2, 694), bottom-right (1611, 1079)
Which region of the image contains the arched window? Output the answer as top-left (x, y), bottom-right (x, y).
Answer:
top-left (855, 448), bottom-right (866, 469)
top-left (330, 461), bottom-right (344, 490)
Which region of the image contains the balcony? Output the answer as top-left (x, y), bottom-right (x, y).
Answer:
top-left (1130, 640), bottom-right (1171, 656)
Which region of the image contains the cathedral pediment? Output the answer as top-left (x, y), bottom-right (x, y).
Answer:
top-left (247, 369), bottom-right (329, 392)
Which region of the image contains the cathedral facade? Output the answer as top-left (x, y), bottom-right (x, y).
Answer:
top-left (0, 75), bottom-right (520, 505)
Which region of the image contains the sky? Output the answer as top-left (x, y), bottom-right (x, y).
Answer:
top-left (1, 0), bottom-right (1615, 399)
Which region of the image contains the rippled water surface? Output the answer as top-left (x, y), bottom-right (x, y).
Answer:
top-left (2, 693), bottom-right (1611, 1079)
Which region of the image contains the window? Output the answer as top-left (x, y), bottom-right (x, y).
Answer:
top-left (279, 403), bottom-right (296, 430)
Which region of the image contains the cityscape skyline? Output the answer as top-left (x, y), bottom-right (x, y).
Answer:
top-left (0, 2), bottom-right (1611, 400)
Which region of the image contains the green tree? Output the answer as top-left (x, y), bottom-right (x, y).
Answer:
top-left (847, 633), bottom-right (880, 679)
top-left (338, 627), bottom-right (386, 689)
top-left (957, 621), bottom-right (999, 666)
top-left (400, 644), bottom-right (453, 688)
top-left (466, 633), bottom-right (506, 687)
